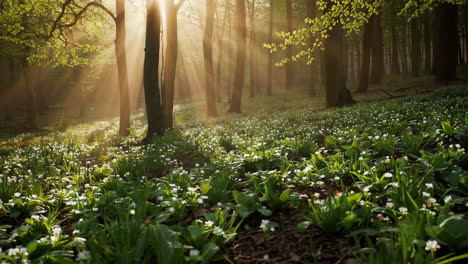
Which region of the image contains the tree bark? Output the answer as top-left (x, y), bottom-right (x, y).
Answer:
top-left (249, 0), bottom-right (256, 98)
top-left (401, 24), bottom-right (409, 75)
top-left (356, 18), bottom-right (372, 93)
top-left (162, 2), bottom-right (181, 129)
top-left (144, 0), bottom-right (164, 141)
top-left (411, 18), bottom-right (421, 77)
top-left (305, 0), bottom-right (317, 96)
top-left (228, 0), bottom-right (247, 113)
top-left (434, 2), bottom-right (458, 82)
top-left (115, 0), bottom-right (131, 136)
top-left (324, 25), bottom-right (355, 108)
top-left (203, 0), bottom-right (218, 117)
top-left (370, 14), bottom-right (384, 84)
top-left (267, 0), bottom-right (274, 96)
top-left (285, 0), bottom-right (293, 90)
top-left (390, 23), bottom-right (400, 74)
top-left (424, 13), bottom-right (432, 73)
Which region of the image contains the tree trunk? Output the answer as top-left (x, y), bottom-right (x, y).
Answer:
top-left (411, 18), bottom-right (421, 77)
top-left (228, 0), bottom-right (247, 113)
top-left (370, 14), bottom-right (384, 84)
top-left (203, 0), bottom-right (218, 117)
top-left (401, 24), bottom-right (409, 75)
top-left (357, 18), bottom-right (372, 93)
top-left (267, 0), bottom-right (274, 96)
top-left (390, 24), bottom-right (400, 74)
top-left (162, 3), bottom-right (179, 129)
top-left (424, 13), bottom-right (432, 73)
top-left (216, 4), bottom-right (227, 103)
top-left (227, 0), bottom-right (233, 102)
top-left (434, 2), bottom-right (458, 82)
top-left (285, 0), bottom-right (293, 89)
top-left (115, 0), bottom-right (131, 136)
top-left (306, 0), bottom-right (317, 95)
top-left (324, 25), bottom-right (355, 108)
top-left (144, 0), bottom-right (164, 141)
top-left (249, 0), bottom-right (256, 98)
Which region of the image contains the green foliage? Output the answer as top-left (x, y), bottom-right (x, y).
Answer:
top-left (0, 87), bottom-right (467, 262)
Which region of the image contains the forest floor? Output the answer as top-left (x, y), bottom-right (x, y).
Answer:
top-left (0, 80), bottom-right (467, 263)
top-left (0, 74), bottom-right (462, 142)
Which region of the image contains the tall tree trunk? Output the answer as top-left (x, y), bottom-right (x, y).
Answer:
top-left (390, 24), bottom-right (400, 74)
top-left (267, 0), bottom-right (274, 96)
top-left (203, 0), bottom-right (218, 117)
top-left (115, 0), bottom-right (131, 136)
top-left (144, 0), bottom-right (164, 141)
top-left (357, 18), bottom-right (372, 93)
top-left (401, 24), bottom-right (409, 75)
top-left (228, 0), bottom-right (247, 113)
top-left (227, 0), bottom-right (233, 102)
top-left (424, 13), bottom-right (432, 73)
top-left (162, 3), bottom-right (181, 129)
top-left (411, 18), bottom-right (421, 77)
top-left (216, 8), bottom-right (227, 103)
top-left (350, 38), bottom-right (355, 81)
top-left (434, 2), bottom-right (458, 82)
top-left (306, 0), bottom-right (317, 95)
top-left (325, 25), bottom-right (355, 107)
top-left (249, 0), bottom-right (256, 98)
top-left (370, 14), bottom-right (384, 84)
top-left (285, 0), bottom-right (293, 89)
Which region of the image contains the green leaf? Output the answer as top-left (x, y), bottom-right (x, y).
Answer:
top-left (297, 221), bottom-right (312, 231)
top-left (200, 183), bottom-right (213, 194)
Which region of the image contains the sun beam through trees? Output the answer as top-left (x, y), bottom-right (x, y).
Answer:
top-left (0, 0), bottom-right (468, 263)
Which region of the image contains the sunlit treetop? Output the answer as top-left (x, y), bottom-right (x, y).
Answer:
top-left (266, 0), bottom-right (465, 66)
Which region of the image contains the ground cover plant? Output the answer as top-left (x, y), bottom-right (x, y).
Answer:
top-left (0, 86), bottom-right (467, 263)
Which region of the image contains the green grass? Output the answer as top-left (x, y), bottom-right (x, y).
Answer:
top-left (0, 86), bottom-right (467, 263)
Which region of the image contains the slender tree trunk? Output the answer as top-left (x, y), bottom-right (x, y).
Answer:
top-left (115, 0), bottom-right (131, 136)
top-left (325, 25), bottom-right (355, 107)
top-left (350, 38), bottom-right (355, 81)
top-left (357, 18), bottom-right (372, 93)
top-left (401, 24), bottom-right (409, 75)
top-left (204, 0), bottom-right (218, 117)
top-left (228, 0), bottom-right (247, 113)
top-left (424, 13), bottom-right (432, 73)
top-left (306, 0), bottom-right (317, 95)
top-left (391, 24), bottom-right (400, 74)
top-left (216, 14), bottom-right (226, 103)
top-left (144, 0), bottom-right (164, 141)
top-left (370, 14), bottom-right (384, 84)
top-left (434, 2), bottom-right (458, 82)
top-left (267, 0), bottom-right (274, 96)
top-left (162, 3), bottom-right (180, 129)
top-left (411, 18), bottom-right (421, 77)
top-left (227, 0), bottom-right (233, 102)
top-left (249, 0), bottom-right (256, 98)
top-left (285, 0), bottom-right (293, 89)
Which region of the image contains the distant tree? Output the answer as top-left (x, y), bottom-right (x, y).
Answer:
top-left (163, 0), bottom-right (187, 129)
top-left (203, 0), bottom-right (218, 117)
top-left (267, 0), bottom-right (274, 97)
top-left (285, 0), bottom-right (294, 89)
top-left (228, 0), bottom-right (247, 113)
